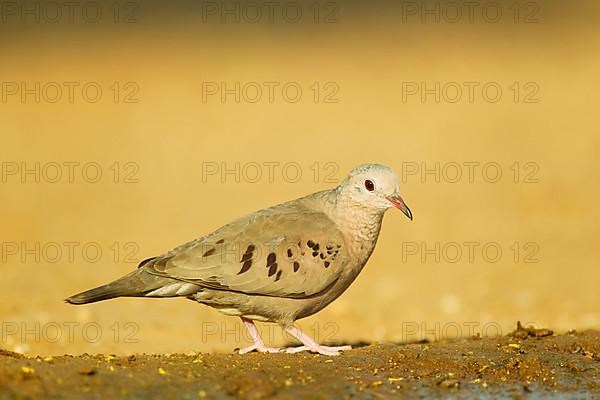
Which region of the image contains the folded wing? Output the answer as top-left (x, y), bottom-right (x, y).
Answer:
top-left (143, 203), bottom-right (348, 299)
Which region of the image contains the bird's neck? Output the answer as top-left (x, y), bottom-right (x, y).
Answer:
top-left (335, 204), bottom-right (384, 259)
top-left (316, 189), bottom-right (385, 260)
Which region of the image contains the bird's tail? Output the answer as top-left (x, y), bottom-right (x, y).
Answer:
top-left (65, 270), bottom-right (158, 305)
top-left (66, 284), bottom-right (127, 304)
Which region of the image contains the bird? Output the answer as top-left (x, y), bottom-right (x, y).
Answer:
top-left (66, 163), bottom-right (413, 356)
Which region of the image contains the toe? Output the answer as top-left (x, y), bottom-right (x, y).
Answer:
top-left (315, 348), bottom-right (341, 356)
top-left (314, 345), bottom-right (351, 356)
top-left (238, 346), bottom-right (282, 354)
top-left (263, 347), bottom-right (283, 353)
top-left (333, 345), bottom-right (352, 351)
top-left (284, 346), bottom-right (310, 354)
top-left (237, 346), bottom-right (256, 355)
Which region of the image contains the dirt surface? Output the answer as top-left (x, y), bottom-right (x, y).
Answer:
top-left (0, 325), bottom-right (598, 399)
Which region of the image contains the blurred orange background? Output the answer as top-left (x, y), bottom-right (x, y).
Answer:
top-left (0, 0), bottom-right (598, 355)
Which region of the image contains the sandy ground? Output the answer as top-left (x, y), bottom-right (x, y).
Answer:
top-left (1, 324), bottom-right (598, 399)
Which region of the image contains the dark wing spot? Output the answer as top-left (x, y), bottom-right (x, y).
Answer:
top-left (275, 270), bottom-right (282, 281)
top-left (313, 243), bottom-right (320, 251)
top-left (326, 244), bottom-right (333, 250)
top-left (293, 262), bottom-right (300, 272)
top-left (241, 245), bottom-right (255, 262)
top-left (216, 239), bottom-right (225, 244)
top-left (268, 263), bottom-right (278, 277)
top-left (312, 251), bottom-right (318, 257)
top-left (238, 260), bottom-right (252, 274)
top-left (287, 248), bottom-right (293, 258)
top-left (324, 261), bottom-right (330, 268)
top-left (319, 253), bottom-right (325, 259)
top-left (267, 252), bottom-right (276, 266)
top-left (307, 240), bottom-right (315, 248)
top-left (202, 248), bottom-right (216, 257)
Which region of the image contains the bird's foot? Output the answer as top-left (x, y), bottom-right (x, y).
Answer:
top-left (284, 344), bottom-right (351, 356)
top-left (237, 344), bottom-right (282, 354)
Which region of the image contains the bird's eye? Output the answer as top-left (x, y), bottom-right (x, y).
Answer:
top-left (364, 180), bottom-right (375, 192)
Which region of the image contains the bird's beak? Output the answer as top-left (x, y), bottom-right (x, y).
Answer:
top-left (386, 194), bottom-right (413, 220)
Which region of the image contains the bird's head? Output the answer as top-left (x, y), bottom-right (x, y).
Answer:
top-left (338, 163), bottom-right (412, 220)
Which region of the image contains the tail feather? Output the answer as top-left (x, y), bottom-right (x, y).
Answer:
top-left (65, 283), bottom-right (132, 304)
top-left (65, 269), bottom-right (163, 305)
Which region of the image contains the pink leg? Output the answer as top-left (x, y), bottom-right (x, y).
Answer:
top-left (237, 318), bottom-right (282, 354)
top-left (284, 325), bottom-right (351, 356)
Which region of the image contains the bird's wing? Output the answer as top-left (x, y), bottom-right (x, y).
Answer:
top-left (143, 202), bottom-right (349, 299)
